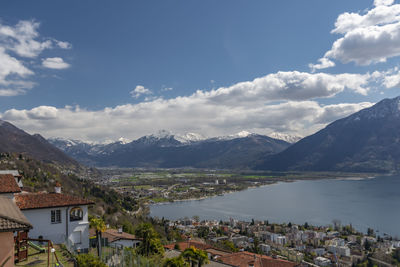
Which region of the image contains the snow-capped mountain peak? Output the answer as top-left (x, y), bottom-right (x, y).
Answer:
top-left (268, 132), bottom-right (302, 143)
top-left (215, 131), bottom-right (256, 141)
top-left (175, 132), bottom-right (206, 143)
top-left (236, 131), bottom-right (252, 138)
top-left (149, 129), bottom-right (174, 139)
top-left (48, 137), bottom-right (83, 147)
top-left (117, 137), bottom-right (131, 144)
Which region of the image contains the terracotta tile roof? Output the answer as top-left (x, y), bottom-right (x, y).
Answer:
top-left (90, 228), bottom-right (141, 243)
top-left (205, 248), bottom-right (232, 257)
top-left (218, 251), bottom-right (298, 267)
top-left (103, 229), bottom-right (140, 243)
top-left (0, 174), bottom-right (21, 193)
top-left (0, 196), bottom-right (32, 232)
top-left (15, 192), bottom-right (94, 210)
top-left (164, 240), bottom-right (213, 251)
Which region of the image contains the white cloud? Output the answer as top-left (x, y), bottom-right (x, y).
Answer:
top-left (0, 69), bottom-right (375, 142)
top-left (326, 22), bottom-right (400, 65)
top-left (0, 20), bottom-right (51, 58)
top-left (0, 19), bottom-right (72, 96)
top-left (0, 47), bottom-right (34, 96)
top-left (42, 57), bottom-right (70, 69)
top-left (0, 47), bottom-right (33, 80)
top-left (309, 58), bottom-right (336, 72)
top-left (331, 3), bottom-right (400, 34)
top-left (311, 1), bottom-right (400, 67)
top-left (161, 87), bottom-right (173, 92)
top-left (380, 67), bottom-right (400, 88)
top-left (0, 101), bottom-right (372, 142)
top-left (0, 89), bottom-right (26, 97)
top-left (196, 71), bottom-right (371, 103)
top-left (314, 102), bottom-right (373, 124)
top-left (130, 85), bottom-right (152, 98)
top-left (374, 0), bottom-right (395, 6)
top-left (56, 40), bottom-right (72, 49)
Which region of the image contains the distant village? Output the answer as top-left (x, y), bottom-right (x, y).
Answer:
top-left (165, 217), bottom-right (400, 267)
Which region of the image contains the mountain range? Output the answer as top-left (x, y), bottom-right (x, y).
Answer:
top-left (0, 119), bottom-right (78, 167)
top-left (3, 96), bottom-right (400, 172)
top-left (48, 131), bottom-right (293, 169)
top-left (256, 96), bottom-right (400, 173)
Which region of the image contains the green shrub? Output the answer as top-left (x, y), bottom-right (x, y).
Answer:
top-left (76, 253), bottom-right (106, 267)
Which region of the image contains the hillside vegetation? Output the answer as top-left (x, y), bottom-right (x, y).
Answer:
top-left (0, 152), bottom-right (139, 227)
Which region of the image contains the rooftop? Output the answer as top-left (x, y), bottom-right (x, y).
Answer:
top-left (15, 192), bottom-right (94, 210)
top-left (0, 170), bottom-right (20, 176)
top-left (0, 196), bottom-right (32, 232)
top-left (0, 174), bottom-right (21, 193)
top-left (164, 240), bottom-right (212, 251)
top-left (90, 228), bottom-right (140, 243)
top-left (218, 251), bottom-right (298, 267)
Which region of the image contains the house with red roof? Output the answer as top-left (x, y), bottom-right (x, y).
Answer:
top-left (164, 240), bottom-right (300, 267)
top-left (0, 172), bottom-right (93, 253)
top-left (218, 251), bottom-right (298, 267)
top-left (14, 182), bottom-right (94, 253)
top-left (89, 227), bottom-right (142, 248)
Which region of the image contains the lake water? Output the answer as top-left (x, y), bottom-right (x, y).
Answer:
top-left (150, 174), bottom-right (400, 237)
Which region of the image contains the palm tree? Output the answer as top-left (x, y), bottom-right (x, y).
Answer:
top-left (163, 256), bottom-right (188, 267)
top-left (90, 217), bottom-right (106, 257)
top-left (135, 222), bottom-right (165, 257)
top-left (182, 247), bottom-right (198, 267)
top-left (195, 249), bottom-right (209, 267)
top-left (182, 246), bottom-right (209, 267)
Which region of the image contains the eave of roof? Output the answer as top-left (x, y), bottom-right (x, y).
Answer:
top-left (0, 216), bottom-right (32, 232)
top-left (15, 192), bottom-right (94, 210)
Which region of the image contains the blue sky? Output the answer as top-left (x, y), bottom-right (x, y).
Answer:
top-left (1, 0), bottom-right (400, 142)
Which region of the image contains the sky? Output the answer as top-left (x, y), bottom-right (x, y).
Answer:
top-left (1, 0), bottom-right (400, 142)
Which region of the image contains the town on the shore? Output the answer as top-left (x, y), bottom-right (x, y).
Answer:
top-left (160, 216), bottom-right (400, 267)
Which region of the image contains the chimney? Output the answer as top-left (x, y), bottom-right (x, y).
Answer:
top-left (118, 226), bottom-right (123, 234)
top-left (55, 182), bottom-right (62, 194)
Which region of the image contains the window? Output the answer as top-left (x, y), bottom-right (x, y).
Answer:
top-left (70, 207), bottom-right (83, 221)
top-left (51, 210), bottom-right (61, 224)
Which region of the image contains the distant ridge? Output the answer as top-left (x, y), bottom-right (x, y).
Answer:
top-left (0, 119), bottom-right (79, 167)
top-left (256, 96), bottom-right (400, 173)
top-left (49, 132), bottom-right (291, 169)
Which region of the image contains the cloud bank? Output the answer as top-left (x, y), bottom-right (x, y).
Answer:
top-left (1, 70), bottom-right (374, 142)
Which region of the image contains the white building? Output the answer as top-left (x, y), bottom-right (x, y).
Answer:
top-left (315, 256), bottom-right (331, 266)
top-left (276, 235), bottom-right (287, 245)
top-left (327, 245), bottom-right (350, 257)
top-left (259, 243), bottom-right (271, 254)
top-left (93, 228), bottom-right (142, 248)
top-left (15, 184), bottom-right (93, 253)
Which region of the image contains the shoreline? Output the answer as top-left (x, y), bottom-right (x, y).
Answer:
top-left (146, 172), bottom-right (379, 207)
top-left (147, 173), bottom-right (400, 237)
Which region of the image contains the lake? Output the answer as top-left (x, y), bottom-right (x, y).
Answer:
top-left (150, 174), bottom-right (400, 237)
